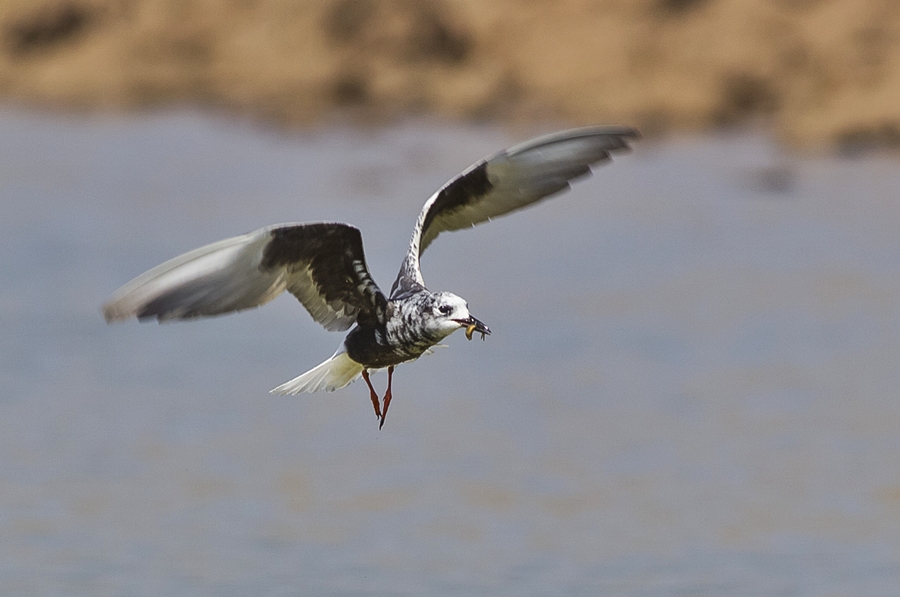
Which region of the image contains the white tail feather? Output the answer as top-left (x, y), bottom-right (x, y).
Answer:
top-left (270, 349), bottom-right (363, 395)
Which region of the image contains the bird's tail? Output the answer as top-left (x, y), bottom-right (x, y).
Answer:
top-left (270, 349), bottom-right (363, 395)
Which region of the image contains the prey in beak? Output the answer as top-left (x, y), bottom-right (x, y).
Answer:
top-left (454, 316), bottom-right (491, 341)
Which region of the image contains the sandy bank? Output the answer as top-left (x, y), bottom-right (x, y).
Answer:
top-left (2, 0), bottom-right (899, 150)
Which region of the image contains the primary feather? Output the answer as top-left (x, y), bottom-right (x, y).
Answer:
top-left (103, 223), bottom-right (386, 331)
top-left (391, 126), bottom-right (639, 295)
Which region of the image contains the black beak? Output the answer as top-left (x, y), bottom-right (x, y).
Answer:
top-left (455, 316), bottom-right (491, 341)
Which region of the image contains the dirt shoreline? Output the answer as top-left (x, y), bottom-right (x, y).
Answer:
top-left (2, 0), bottom-right (900, 151)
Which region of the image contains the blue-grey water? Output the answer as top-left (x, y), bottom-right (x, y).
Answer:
top-left (1, 110), bottom-right (899, 596)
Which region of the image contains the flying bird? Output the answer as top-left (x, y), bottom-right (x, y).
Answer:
top-left (103, 126), bottom-right (639, 428)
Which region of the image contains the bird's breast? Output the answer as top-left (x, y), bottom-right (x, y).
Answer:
top-left (344, 322), bottom-right (434, 369)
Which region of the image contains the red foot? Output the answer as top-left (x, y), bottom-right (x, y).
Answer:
top-left (379, 366), bottom-right (395, 430)
top-left (361, 370), bottom-right (382, 420)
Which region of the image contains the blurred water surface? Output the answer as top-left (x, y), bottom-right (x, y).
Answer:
top-left (1, 110), bottom-right (899, 596)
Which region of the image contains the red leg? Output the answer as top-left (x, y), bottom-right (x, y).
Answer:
top-left (361, 370), bottom-right (382, 420)
top-left (379, 366), bottom-right (394, 430)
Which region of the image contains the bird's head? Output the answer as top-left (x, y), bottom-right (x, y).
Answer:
top-left (429, 292), bottom-right (491, 340)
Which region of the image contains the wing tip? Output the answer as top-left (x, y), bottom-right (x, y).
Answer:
top-left (591, 125), bottom-right (641, 139)
top-left (580, 125), bottom-right (641, 146)
top-left (102, 302), bottom-right (130, 323)
top-left (102, 298), bottom-right (169, 323)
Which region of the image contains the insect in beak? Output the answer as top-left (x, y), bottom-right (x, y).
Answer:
top-left (456, 316), bottom-right (490, 341)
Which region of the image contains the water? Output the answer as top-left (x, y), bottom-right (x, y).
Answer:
top-left (1, 110), bottom-right (899, 596)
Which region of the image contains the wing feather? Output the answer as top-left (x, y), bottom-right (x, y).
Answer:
top-left (391, 126), bottom-right (638, 295)
top-left (104, 222), bottom-right (386, 331)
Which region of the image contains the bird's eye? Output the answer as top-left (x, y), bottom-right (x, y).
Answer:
top-left (438, 304), bottom-right (452, 315)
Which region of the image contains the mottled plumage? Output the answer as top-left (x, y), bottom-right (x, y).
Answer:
top-left (103, 126), bottom-right (639, 427)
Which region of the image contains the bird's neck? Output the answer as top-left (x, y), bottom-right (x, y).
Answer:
top-left (384, 292), bottom-right (447, 349)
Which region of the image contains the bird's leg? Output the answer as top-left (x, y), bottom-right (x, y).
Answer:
top-left (361, 369), bottom-right (382, 420)
top-left (379, 366), bottom-right (395, 430)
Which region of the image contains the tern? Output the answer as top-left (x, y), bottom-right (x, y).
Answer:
top-left (103, 126), bottom-right (638, 428)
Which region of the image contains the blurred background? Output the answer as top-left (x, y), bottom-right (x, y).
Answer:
top-left (2, 1), bottom-right (900, 595)
top-left (3, 0), bottom-right (900, 149)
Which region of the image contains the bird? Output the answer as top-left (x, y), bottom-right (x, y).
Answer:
top-left (103, 126), bottom-right (639, 428)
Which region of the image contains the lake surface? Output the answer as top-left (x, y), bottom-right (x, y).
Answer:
top-left (1, 110), bottom-right (899, 596)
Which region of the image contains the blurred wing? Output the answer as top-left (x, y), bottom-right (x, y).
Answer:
top-left (103, 223), bottom-right (387, 331)
top-left (391, 126), bottom-right (639, 295)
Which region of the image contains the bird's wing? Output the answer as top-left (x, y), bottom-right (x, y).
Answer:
top-left (391, 126), bottom-right (639, 295)
top-left (103, 222), bottom-right (387, 331)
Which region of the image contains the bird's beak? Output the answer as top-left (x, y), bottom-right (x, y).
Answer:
top-left (455, 316), bottom-right (491, 341)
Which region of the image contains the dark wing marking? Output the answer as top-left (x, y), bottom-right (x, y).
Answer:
top-left (418, 161), bottom-right (493, 246)
top-left (104, 222), bottom-right (387, 331)
top-left (391, 126), bottom-right (639, 295)
top-left (262, 224), bottom-right (387, 328)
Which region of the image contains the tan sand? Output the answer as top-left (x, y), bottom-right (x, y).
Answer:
top-left (2, 0), bottom-right (899, 150)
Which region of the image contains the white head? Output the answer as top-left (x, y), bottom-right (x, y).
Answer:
top-left (427, 292), bottom-right (490, 339)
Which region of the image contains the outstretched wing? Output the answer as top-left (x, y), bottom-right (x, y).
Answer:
top-left (103, 222), bottom-right (387, 331)
top-left (391, 126), bottom-right (639, 295)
